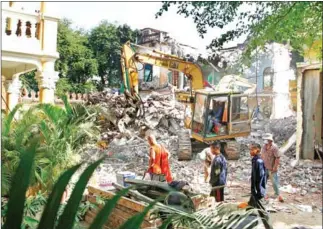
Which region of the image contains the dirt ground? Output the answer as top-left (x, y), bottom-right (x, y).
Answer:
top-left (168, 164), bottom-right (322, 229)
top-left (224, 180), bottom-right (322, 228)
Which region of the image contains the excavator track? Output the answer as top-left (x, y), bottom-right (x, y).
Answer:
top-left (177, 130), bottom-right (209, 160)
top-left (177, 130), bottom-right (193, 160)
top-left (178, 132), bottom-right (241, 160)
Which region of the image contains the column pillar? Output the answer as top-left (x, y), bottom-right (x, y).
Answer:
top-left (36, 61), bottom-right (59, 104)
top-left (4, 76), bottom-right (22, 114)
top-left (2, 76), bottom-right (7, 111)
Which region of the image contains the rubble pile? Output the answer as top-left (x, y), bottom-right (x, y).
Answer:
top-left (83, 92), bottom-right (321, 199)
top-left (87, 91), bottom-right (185, 145)
top-left (268, 118), bottom-right (297, 146)
top-left (234, 116), bottom-right (322, 195)
top-left (83, 91), bottom-right (192, 186)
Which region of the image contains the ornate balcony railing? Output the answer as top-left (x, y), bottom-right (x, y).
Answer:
top-left (20, 90), bottom-right (88, 104)
top-left (2, 8), bottom-right (42, 54)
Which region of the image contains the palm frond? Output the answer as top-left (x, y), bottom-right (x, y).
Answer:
top-left (38, 104), bottom-right (66, 127)
top-left (1, 163), bottom-right (12, 196)
top-left (2, 104), bottom-right (23, 136)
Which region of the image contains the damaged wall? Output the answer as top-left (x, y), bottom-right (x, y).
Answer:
top-left (136, 28), bottom-right (199, 90)
top-left (296, 63), bottom-right (322, 160)
top-left (214, 42), bottom-right (296, 120)
top-left (137, 43), bottom-right (170, 90)
top-left (270, 43), bottom-right (295, 119)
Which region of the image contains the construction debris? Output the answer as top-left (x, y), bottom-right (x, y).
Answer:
top-left (87, 91), bottom-right (184, 146)
top-left (233, 116), bottom-right (321, 195)
top-left (81, 91), bottom-right (321, 216)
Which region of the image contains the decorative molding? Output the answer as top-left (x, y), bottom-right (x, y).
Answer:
top-left (36, 70), bottom-right (59, 89)
top-left (5, 77), bottom-right (22, 94)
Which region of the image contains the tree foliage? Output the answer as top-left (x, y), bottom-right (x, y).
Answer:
top-left (53, 19), bottom-right (138, 91)
top-left (20, 70), bottom-right (38, 92)
top-left (55, 19), bottom-right (98, 84)
top-left (156, 2), bottom-right (322, 60)
top-left (19, 19), bottom-right (138, 93)
top-left (88, 21), bottom-right (138, 88)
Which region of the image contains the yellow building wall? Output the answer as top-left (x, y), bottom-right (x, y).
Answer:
top-left (2, 77), bottom-right (7, 111)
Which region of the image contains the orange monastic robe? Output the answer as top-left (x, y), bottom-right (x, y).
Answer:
top-left (160, 145), bottom-right (173, 183)
top-left (148, 144), bottom-right (173, 183)
top-left (148, 144), bottom-right (162, 174)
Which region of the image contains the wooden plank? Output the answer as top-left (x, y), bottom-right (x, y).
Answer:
top-left (88, 186), bottom-right (148, 212)
top-left (86, 209), bottom-right (156, 229)
top-left (87, 196), bottom-right (156, 221)
top-left (289, 79), bottom-right (297, 112)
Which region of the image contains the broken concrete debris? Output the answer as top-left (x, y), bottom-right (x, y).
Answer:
top-left (87, 91), bottom-right (184, 145)
top-left (235, 116), bottom-right (321, 194)
top-left (82, 91), bottom-right (321, 215)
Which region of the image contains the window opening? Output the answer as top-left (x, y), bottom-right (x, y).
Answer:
top-left (192, 94), bottom-right (207, 136)
top-left (143, 64), bottom-right (153, 82)
top-left (263, 67), bottom-right (274, 90)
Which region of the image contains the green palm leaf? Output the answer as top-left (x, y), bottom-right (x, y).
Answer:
top-left (61, 94), bottom-right (73, 116)
top-left (56, 158), bottom-right (105, 229)
top-left (2, 104), bottom-right (22, 136)
top-left (3, 138), bottom-right (39, 229)
top-left (37, 163), bottom-right (82, 229)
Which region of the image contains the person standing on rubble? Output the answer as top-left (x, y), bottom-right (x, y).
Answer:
top-left (246, 143), bottom-right (272, 229)
top-left (209, 142), bottom-right (227, 202)
top-left (262, 133), bottom-right (284, 203)
top-left (248, 144), bottom-right (267, 204)
top-left (199, 147), bottom-right (214, 183)
top-left (147, 135), bottom-right (173, 183)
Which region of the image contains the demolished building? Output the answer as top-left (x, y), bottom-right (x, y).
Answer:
top-left (209, 42), bottom-right (299, 120)
top-left (136, 28), bottom-right (201, 91)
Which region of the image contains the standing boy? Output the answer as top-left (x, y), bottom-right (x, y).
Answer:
top-left (249, 143), bottom-right (272, 229)
top-left (209, 142), bottom-right (227, 202)
top-left (249, 143), bottom-right (266, 205)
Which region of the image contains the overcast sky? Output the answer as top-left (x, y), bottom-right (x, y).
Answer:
top-left (18, 2), bottom-right (247, 54)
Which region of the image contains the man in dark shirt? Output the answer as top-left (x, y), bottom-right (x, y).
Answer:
top-left (209, 142), bottom-right (227, 202)
top-left (250, 143), bottom-right (266, 201)
top-left (248, 143), bottom-right (272, 229)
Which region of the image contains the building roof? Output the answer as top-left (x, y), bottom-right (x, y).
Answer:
top-left (178, 43), bottom-right (198, 50)
top-left (140, 27), bottom-right (168, 33)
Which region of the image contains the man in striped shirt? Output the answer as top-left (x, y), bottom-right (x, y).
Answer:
top-left (261, 133), bottom-right (284, 203)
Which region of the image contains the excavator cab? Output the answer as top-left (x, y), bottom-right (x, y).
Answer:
top-left (191, 90), bottom-right (251, 141)
top-left (187, 90), bottom-right (251, 159)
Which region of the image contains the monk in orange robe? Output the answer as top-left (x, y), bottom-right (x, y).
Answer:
top-left (147, 135), bottom-right (173, 183)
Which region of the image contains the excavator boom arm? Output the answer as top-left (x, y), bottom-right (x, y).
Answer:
top-left (121, 41), bottom-right (204, 95)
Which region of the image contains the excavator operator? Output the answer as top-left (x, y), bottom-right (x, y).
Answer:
top-left (207, 101), bottom-right (224, 134)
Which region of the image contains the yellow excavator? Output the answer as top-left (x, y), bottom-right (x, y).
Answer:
top-left (120, 41), bottom-right (252, 160)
